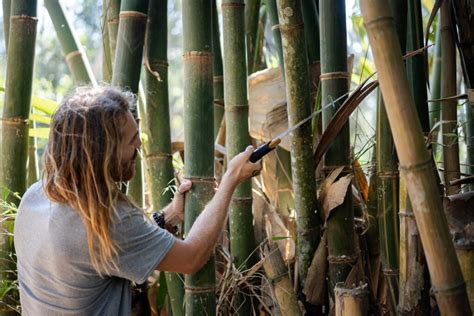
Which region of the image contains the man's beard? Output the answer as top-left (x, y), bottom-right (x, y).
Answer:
top-left (113, 150), bottom-right (137, 182)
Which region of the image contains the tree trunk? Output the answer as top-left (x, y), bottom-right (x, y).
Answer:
top-left (182, 1), bottom-right (216, 314)
top-left (320, 0), bottom-right (357, 293)
top-left (45, 0), bottom-right (97, 86)
top-left (360, 0), bottom-right (472, 314)
top-left (1, 1), bottom-right (38, 314)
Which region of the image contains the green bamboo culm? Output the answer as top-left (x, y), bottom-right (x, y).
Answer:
top-left (245, 0), bottom-right (261, 74)
top-left (319, 0), bottom-right (357, 292)
top-left (2, 0), bottom-right (11, 51)
top-left (106, 0), bottom-right (121, 66)
top-left (276, 0), bottom-right (320, 288)
top-left (182, 1), bottom-right (216, 315)
top-left (44, 0), bottom-right (97, 86)
top-left (464, 99), bottom-right (474, 191)
top-left (101, 0), bottom-right (112, 82)
top-left (440, 0), bottom-right (460, 195)
top-left (222, 0), bottom-right (256, 314)
top-left (144, 1), bottom-right (185, 315)
top-left (398, 1), bottom-right (431, 313)
top-left (375, 0), bottom-right (406, 310)
top-left (1, 1), bottom-right (38, 314)
top-left (111, 0), bottom-right (148, 208)
top-left (429, 21), bottom-right (442, 159)
top-left (212, 0), bottom-right (225, 138)
top-left (266, 0), bottom-right (284, 70)
top-left (301, 0), bottom-right (320, 64)
top-left (361, 0), bottom-right (472, 314)
top-left (27, 119), bottom-right (39, 187)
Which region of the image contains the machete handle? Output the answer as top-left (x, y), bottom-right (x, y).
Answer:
top-left (249, 139), bottom-right (281, 163)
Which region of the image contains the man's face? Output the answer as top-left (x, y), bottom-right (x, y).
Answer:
top-left (117, 111), bottom-right (141, 181)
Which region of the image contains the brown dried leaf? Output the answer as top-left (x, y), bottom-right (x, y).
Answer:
top-left (318, 166), bottom-right (344, 205)
top-left (303, 231), bottom-right (328, 305)
top-left (323, 174), bottom-right (353, 221)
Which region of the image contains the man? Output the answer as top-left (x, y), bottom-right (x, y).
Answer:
top-left (14, 87), bottom-right (261, 315)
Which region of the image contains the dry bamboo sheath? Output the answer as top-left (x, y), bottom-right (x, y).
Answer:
top-left (360, 0), bottom-right (472, 315)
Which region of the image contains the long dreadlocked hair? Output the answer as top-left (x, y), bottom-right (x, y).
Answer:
top-left (43, 86), bottom-right (135, 273)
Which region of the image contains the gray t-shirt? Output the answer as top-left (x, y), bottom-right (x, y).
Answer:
top-left (14, 181), bottom-right (176, 315)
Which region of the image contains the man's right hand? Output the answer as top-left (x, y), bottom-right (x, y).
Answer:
top-left (224, 146), bottom-right (263, 186)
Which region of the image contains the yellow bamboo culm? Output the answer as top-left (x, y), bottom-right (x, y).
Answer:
top-left (360, 0), bottom-right (472, 314)
top-left (334, 283), bottom-right (369, 316)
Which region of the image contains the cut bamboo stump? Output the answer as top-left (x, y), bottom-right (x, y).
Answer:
top-left (360, 0), bottom-right (472, 314)
top-left (334, 283), bottom-right (369, 316)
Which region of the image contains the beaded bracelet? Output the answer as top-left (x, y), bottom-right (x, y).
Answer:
top-left (152, 212), bottom-right (166, 229)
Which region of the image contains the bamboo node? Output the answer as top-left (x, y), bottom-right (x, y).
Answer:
top-left (221, 2), bottom-right (245, 9)
top-left (381, 267), bottom-right (399, 276)
top-left (183, 51), bottom-right (212, 60)
top-left (107, 18), bottom-right (119, 24)
top-left (146, 153), bottom-right (172, 161)
top-left (268, 272), bottom-right (288, 285)
top-left (10, 15), bottom-right (38, 22)
top-left (377, 170), bottom-right (399, 178)
top-left (279, 23), bottom-right (305, 34)
top-left (213, 75), bottom-right (224, 83)
top-left (65, 50), bottom-right (82, 62)
top-left (364, 16), bottom-right (394, 29)
top-left (399, 158), bottom-right (432, 173)
top-left (119, 11), bottom-right (147, 19)
top-left (214, 100), bottom-right (225, 108)
top-left (0, 117), bottom-right (29, 126)
top-left (226, 105), bottom-right (249, 113)
top-left (146, 60), bottom-right (169, 68)
top-left (320, 72), bottom-right (350, 81)
top-left (430, 281), bottom-right (466, 296)
top-left (399, 211), bottom-right (415, 218)
top-left (232, 196), bottom-right (252, 203)
top-left (184, 285), bottom-right (216, 293)
top-left (183, 176), bottom-right (216, 184)
top-left (327, 254), bottom-right (358, 264)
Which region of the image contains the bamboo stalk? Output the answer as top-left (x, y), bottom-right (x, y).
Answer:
top-left (464, 91), bottom-right (474, 191)
top-left (44, 0), bottom-right (97, 86)
top-left (144, 1), bottom-right (184, 315)
top-left (27, 119), bottom-right (39, 187)
top-left (182, 1), bottom-right (216, 314)
top-left (276, 0), bottom-right (320, 289)
top-left (2, 0), bottom-right (10, 51)
top-left (266, 0), bottom-right (284, 71)
top-left (111, 0), bottom-right (148, 207)
top-left (440, 0), bottom-right (461, 195)
top-left (245, 0), bottom-right (261, 74)
top-left (106, 0), bottom-right (121, 65)
top-left (222, 1), bottom-right (256, 313)
top-left (320, 0), bottom-right (356, 292)
top-left (334, 283), bottom-right (369, 316)
top-left (101, 1), bottom-right (112, 82)
top-left (212, 0), bottom-right (224, 138)
top-left (262, 243), bottom-right (301, 316)
top-left (398, 1), bottom-right (431, 314)
top-left (366, 155), bottom-right (380, 300)
top-left (360, 0), bottom-right (472, 314)
top-left (1, 1), bottom-right (38, 314)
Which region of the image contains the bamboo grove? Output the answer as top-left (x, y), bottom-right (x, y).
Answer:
top-left (1, 0), bottom-right (474, 315)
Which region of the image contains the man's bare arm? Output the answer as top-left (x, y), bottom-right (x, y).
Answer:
top-left (157, 146), bottom-right (261, 274)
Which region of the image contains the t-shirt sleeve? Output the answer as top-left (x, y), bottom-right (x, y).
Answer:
top-left (106, 205), bottom-right (176, 284)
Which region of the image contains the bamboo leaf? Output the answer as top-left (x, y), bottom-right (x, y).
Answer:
top-left (30, 113), bottom-right (52, 125)
top-left (303, 231), bottom-right (328, 305)
top-left (323, 174), bottom-right (353, 221)
top-left (29, 128), bottom-right (50, 139)
top-left (31, 96), bottom-right (59, 116)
